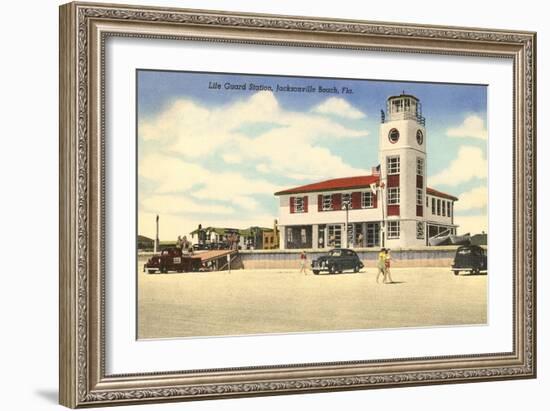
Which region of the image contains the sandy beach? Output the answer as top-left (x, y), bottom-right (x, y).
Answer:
top-left (137, 259), bottom-right (487, 339)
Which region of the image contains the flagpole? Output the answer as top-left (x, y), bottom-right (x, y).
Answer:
top-left (370, 175), bottom-right (385, 248)
top-left (380, 183), bottom-right (385, 248)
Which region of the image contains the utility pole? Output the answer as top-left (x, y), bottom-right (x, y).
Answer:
top-left (154, 214), bottom-right (159, 254)
top-left (342, 200), bottom-right (351, 248)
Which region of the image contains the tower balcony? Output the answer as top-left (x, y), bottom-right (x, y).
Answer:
top-left (380, 110), bottom-right (425, 126)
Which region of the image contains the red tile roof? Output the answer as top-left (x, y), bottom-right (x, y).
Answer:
top-left (275, 175), bottom-right (458, 201)
top-left (275, 175), bottom-right (380, 195)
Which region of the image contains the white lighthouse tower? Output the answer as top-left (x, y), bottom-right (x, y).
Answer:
top-left (379, 93), bottom-right (427, 247)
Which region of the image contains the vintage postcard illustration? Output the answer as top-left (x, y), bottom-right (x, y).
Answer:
top-left (136, 70), bottom-right (488, 339)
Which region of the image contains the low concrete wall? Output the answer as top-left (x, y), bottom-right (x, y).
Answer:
top-left (238, 246), bottom-right (471, 269)
top-left (138, 246), bottom-right (486, 269)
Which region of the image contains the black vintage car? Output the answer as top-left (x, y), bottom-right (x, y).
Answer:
top-left (311, 248), bottom-right (364, 275)
top-left (451, 245), bottom-right (487, 275)
top-left (144, 247), bottom-right (202, 274)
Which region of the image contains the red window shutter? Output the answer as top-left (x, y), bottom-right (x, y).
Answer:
top-left (387, 205), bottom-right (400, 216)
top-left (388, 174), bottom-right (400, 187)
top-left (332, 193), bottom-right (341, 211)
top-left (351, 192), bottom-right (361, 209)
top-left (373, 192), bottom-right (378, 208)
top-left (416, 175), bottom-right (423, 188)
top-left (289, 196), bottom-right (295, 213)
top-left (318, 194), bottom-right (322, 212)
top-left (303, 196), bottom-right (308, 212)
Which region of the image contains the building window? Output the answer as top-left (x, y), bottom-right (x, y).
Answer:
top-left (426, 195), bottom-right (429, 208)
top-left (416, 221), bottom-right (424, 239)
top-left (342, 193), bottom-right (351, 208)
top-left (437, 199), bottom-right (441, 216)
top-left (318, 225), bottom-right (326, 248)
top-left (416, 188), bottom-right (423, 206)
top-left (387, 155), bottom-right (400, 175)
top-left (301, 228), bottom-right (307, 244)
top-left (322, 194), bottom-right (332, 211)
top-left (286, 228), bottom-right (293, 243)
top-left (387, 187), bottom-right (400, 205)
top-left (295, 196), bottom-right (305, 213)
top-left (388, 128), bottom-right (400, 143)
top-left (449, 202), bottom-right (453, 218)
top-left (387, 221), bottom-right (400, 239)
top-left (417, 157), bottom-right (424, 176)
top-left (362, 191), bottom-right (374, 208)
top-left (432, 197), bottom-right (435, 214)
top-left (328, 224), bottom-right (342, 248)
top-left (442, 200), bottom-right (446, 216)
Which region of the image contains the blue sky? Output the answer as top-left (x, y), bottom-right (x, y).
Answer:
top-left (137, 70), bottom-right (488, 239)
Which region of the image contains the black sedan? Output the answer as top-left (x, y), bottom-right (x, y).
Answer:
top-left (311, 248), bottom-right (364, 275)
top-left (451, 245), bottom-right (487, 275)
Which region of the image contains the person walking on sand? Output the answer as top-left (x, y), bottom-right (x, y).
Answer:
top-left (299, 250), bottom-right (308, 275)
top-left (376, 248), bottom-right (386, 283)
top-left (384, 249), bottom-right (394, 284)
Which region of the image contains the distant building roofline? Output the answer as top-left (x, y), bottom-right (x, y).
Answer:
top-left (426, 187), bottom-right (459, 201)
top-left (387, 93), bottom-right (419, 101)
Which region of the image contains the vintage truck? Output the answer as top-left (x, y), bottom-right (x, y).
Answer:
top-left (451, 245), bottom-right (487, 275)
top-left (143, 247), bottom-right (202, 274)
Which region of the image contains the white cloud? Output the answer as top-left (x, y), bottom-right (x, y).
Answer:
top-left (256, 164), bottom-right (270, 173)
top-left (139, 91), bottom-right (368, 181)
top-left (446, 114), bottom-right (487, 140)
top-left (138, 153), bottom-right (280, 238)
top-left (311, 97), bottom-right (366, 119)
top-left (230, 196), bottom-right (259, 211)
top-left (139, 153), bottom-right (280, 204)
top-left (137, 92), bottom-right (371, 239)
top-left (138, 154), bottom-right (204, 193)
top-left (239, 138), bottom-right (365, 181)
top-left (141, 195), bottom-right (234, 215)
top-left (454, 186), bottom-right (487, 212)
top-left (138, 211), bottom-right (277, 242)
top-left (429, 146), bottom-right (487, 187)
top-left (454, 214), bottom-right (488, 235)
top-left (222, 153), bottom-right (242, 164)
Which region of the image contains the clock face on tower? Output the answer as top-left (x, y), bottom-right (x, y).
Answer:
top-left (388, 128), bottom-right (400, 144)
top-left (416, 129), bottom-right (424, 145)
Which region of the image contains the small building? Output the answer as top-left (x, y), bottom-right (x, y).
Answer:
top-left (189, 225), bottom-right (276, 250)
top-left (238, 226), bottom-right (274, 250)
top-left (262, 222), bottom-right (281, 250)
top-left (274, 93), bottom-right (459, 249)
top-left (190, 226), bottom-right (241, 248)
top-left (262, 230), bottom-right (277, 249)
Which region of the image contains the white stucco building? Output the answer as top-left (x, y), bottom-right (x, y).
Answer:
top-left (275, 93), bottom-right (459, 250)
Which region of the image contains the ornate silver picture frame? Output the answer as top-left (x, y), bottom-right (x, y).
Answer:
top-left (59, 1), bottom-right (536, 408)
